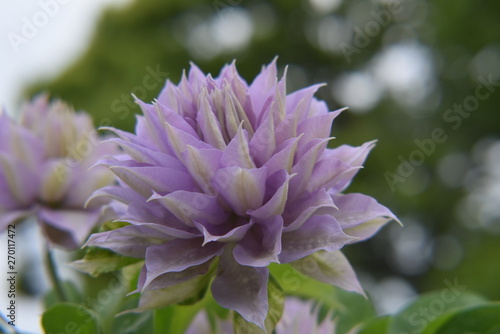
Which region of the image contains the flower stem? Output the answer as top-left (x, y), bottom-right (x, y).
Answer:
top-left (45, 245), bottom-right (68, 302)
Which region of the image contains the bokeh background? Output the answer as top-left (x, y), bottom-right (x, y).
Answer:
top-left (2, 0), bottom-right (500, 332)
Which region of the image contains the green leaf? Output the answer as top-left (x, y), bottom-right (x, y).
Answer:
top-left (269, 263), bottom-right (340, 309)
top-left (111, 295), bottom-right (154, 334)
top-left (333, 288), bottom-right (376, 334)
top-left (356, 315), bottom-right (391, 334)
top-left (388, 285), bottom-right (486, 334)
top-left (136, 271), bottom-right (211, 311)
top-left (132, 259), bottom-right (218, 312)
top-left (69, 247), bottom-right (142, 277)
top-left (42, 302), bottom-right (101, 334)
top-left (44, 280), bottom-right (83, 308)
top-left (153, 304), bottom-right (204, 334)
top-left (233, 275), bottom-right (285, 334)
top-left (269, 263), bottom-right (374, 334)
top-left (152, 289), bottom-right (225, 334)
top-left (432, 303), bottom-right (500, 334)
top-left (290, 250), bottom-right (364, 296)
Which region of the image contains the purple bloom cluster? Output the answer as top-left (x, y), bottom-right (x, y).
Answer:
top-left (86, 60), bottom-right (398, 327)
top-left (0, 95), bottom-right (117, 250)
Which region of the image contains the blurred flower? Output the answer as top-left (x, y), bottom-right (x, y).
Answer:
top-left (186, 297), bottom-right (335, 334)
top-left (86, 59), bottom-right (397, 327)
top-left (0, 95), bottom-right (117, 250)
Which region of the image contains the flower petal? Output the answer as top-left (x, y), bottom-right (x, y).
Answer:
top-left (84, 224), bottom-right (173, 257)
top-left (0, 210), bottom-right (31, 230)
top-left (233, 216), bottom-right (283, 267)
top-left (332, 193), bottom-right (399, 241)
top-left (212, 167), bottom-right (267, 216)
top-left (143, 262), bottom-right (212, 291)
top-left (148, 190), bottom-right (228, 226)
top-left (182, 146), bottom-right (222, 194)
top-left (279, 215), bottom-right (356, 263)
top-left (144, 238), bottom-right (223, 288)
top-left (194, 218), bottom-right (253, 245)
top-left (212, 249), bottom-right (269, 329)
top-left (248, 170), bottom-right (295, 220)
top-left (221, 125), bottom-right (255, 169)
top-left (39, 209), bottom-right (101, 250)
top-left (283, 188), bottom-right (337, 231)
top-left (110, 165), bottom-right (197, 197)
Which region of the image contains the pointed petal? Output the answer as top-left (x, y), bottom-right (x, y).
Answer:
top-left (279, 215), bottom-right (356, 263)
top-left (120, 204), bottom-right (201, 239)
top-left (249, 108), bottom-right (276, 166)
top-left (249, 58), bottom-right (278, 118)
top-left (86, 185), bottom-right (145, 208)
top-left (248, 171), bottom-right (294, 220)
top-left (84, 224), bottom-right (173, 257)
top-left (306, 157), bottom-right (360, 194)
top-left (212, 250), bottom-right (269, 329)
top-left (39, 209), bottom-right (101, 250)
top-left (332, 193), bottom-right (399, 241)
top-left (283, 188), bottom-right (338, 231)
top-left (326, 141), bottom-right (376, 192)
top-left (164, 120), bottom-right (212, 160)
top-left (107, 137), bottom-right (185, 170)
top-left (144, 238), bottom-right (223, 288)
top-left (221, 126), bottom-right (255, 169)
top-left (182, 146), bottom-right (222, 194)
top-left (109, 165), bottom-right (197, 198)
top-left (263, 136), bottom-right (301, 176)
top-left (296, 109), bottom-right (342, 144)
top-left (194, 220), bottom-right (253, 245)
top-left (196, 96), bottom-right (226, 150)
top-left (157, 102), bottom-right (199, 138)
top-left (285, 83), bottom-right (325, 120)
top-left (148, 190), bottom-right (229, 226)
top-left (288, 138), bottom-right (333, 201)
top-left (233, 216), bottom-right (283, 267)
top-left (212, 167), bottom-right (267, 216)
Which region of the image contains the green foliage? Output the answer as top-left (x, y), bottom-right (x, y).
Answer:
top-left (430, 303), bottom-right (500, 334)
top-left (111, 297), bottom-right (154, 334)
top-left (388, 290), bottom-right (485, 334)
top-left (270, 263), bottom-right (375, 333)
top-left (44, 280), bottom-right (83, 308)
top-left (70, 246), bottom-right (143, 277)
top-left (42, 303), bottom-right (101, 334)
top-left (355, 316), bottom-right (391, 334)
top-left (351, 291), bottom-right (496, 334)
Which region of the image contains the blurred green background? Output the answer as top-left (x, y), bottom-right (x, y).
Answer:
top-left (27, 0), bottom-right (500, 312)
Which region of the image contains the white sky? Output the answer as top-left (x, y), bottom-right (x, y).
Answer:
top-left (0, 0), bottom-right (132, 117)
top-left (0, 1), bottom-right (132, 332)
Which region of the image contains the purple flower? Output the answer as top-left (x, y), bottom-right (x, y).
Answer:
top-left (0, 95), bottom-right (117, 250)
top-left (86, 60), bottom-right (398, 327)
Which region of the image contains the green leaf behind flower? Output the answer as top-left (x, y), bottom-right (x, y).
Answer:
top-left (431, 303), bottom-right (500, 334)
top-left (42, 302), bottom-right (101, 334)
top-left (69, 247), bottom-right (143, 277)
top-left (269, 262), bottom-right (374, 333)
top-left (388, 289), bottom-right (486, 334)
